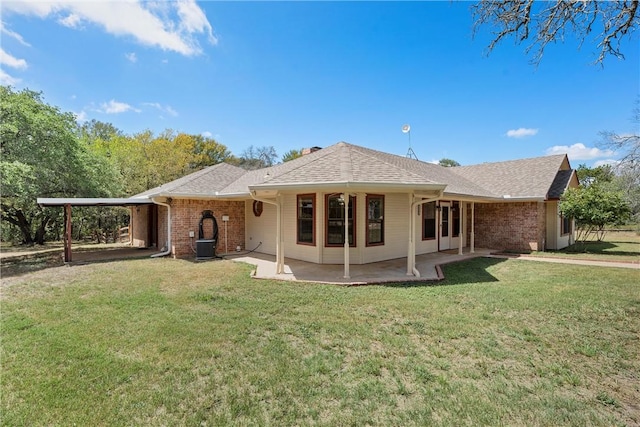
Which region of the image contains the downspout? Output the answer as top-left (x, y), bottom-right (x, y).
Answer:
top-left (407, 192), bottom-right (442, 277)
top-left (251, 193), bottom-right (284, 274)
top-left (150, 197), bottom-right (171, 258)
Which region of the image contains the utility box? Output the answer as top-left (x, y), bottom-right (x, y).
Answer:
top-left (196, 239), bottom-right (216, 260)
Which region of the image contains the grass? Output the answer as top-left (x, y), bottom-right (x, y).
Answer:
top-left (513, 231), bottom-right (640, 263)
top-left (2, 256), bottom-right (639, 426)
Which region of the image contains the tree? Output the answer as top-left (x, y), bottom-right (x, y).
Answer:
top-left (0, 86), bottom-right (119, 244)
top-left (472, 1), bottom-right (639, 65)
top-left (599, 98), bottom-right (639, 169)
top-left (230, 145), bottom-right (279, 170)
top-left (282, 149), bottom-right (303, 163)
top-left (575, 164), bottom-right (615, 187)
top-left (438, 158), bottom-right (461, 167)
top-left (560, 185), bottom-right (631, 243)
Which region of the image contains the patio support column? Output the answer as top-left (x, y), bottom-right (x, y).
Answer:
top-left (406, 194), bottom-right (414, 276)
top-left (251, 193), bottom-right (284, 274)
top-left (64, 203), bottom-right (72, 262)
top-left (276, 194), bottom-right (284, 274)
top-left (407, 193), bottom-right (442, 277)
top-left (470, 202), bottom-right (475, 253)
top-left (343, 193), bottom-right (350, 279)
top-left (458, 201), bottom-right (463, 255)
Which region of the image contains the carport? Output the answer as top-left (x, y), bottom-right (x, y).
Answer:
top-left (37, 198), bottom-right (154, 262)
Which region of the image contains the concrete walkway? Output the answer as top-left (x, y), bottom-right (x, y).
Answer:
top-left (487, 253), bottom-right (639, 270)
top-left (227, 249), bottom-right (638, 285)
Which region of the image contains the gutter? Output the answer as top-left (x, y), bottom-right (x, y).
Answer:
top-left (150, 197), bottom-right (171, 258)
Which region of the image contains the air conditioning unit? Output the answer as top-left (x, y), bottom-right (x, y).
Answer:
top-left (196, 239), bottom-right (216, 260)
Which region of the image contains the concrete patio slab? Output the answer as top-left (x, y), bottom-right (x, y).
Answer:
top-left (226, 248), bottom-right (496, 285)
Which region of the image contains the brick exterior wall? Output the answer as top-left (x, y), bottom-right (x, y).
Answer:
top-left (471, 202), bottom-right (546, 252)
top-left (130, 205), bottom-right (149, 248)
top-left (169, 199), bottom-right (245, 258)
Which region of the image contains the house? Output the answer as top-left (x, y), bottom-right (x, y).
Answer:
top-left (128, 141), bottom-right (579, 278)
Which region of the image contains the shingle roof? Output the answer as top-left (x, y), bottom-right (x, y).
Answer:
top-left (136, 142), bottom-right (571, 201)
top-left (548, 169), bottom-right (576, 199)
top-left (449, 154), bottom-right (569, 199)
top-left (135, 162), bottom-right (246, 198)
top-left (244, 142), bottom-right (495, 197)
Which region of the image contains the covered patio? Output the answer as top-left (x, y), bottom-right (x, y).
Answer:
top-left (227, 247), bottom-right (495, 285)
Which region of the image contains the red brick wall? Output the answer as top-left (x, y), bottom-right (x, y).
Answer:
top-left (472, 202), bottom-right (546, 252)
top-left (169, 199), bottom-right (245, 258)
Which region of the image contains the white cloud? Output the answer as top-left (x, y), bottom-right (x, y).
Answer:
top-left (2, 0), bottom-right (217, 56)
top-left (0, 69), bottom-right (20, 85)
top-left (545, 143), bottom-right (615, 160)
top-left (202, 131), bottom-right (213, 137)
top-left (125, 52), bottom-right (137, 63)
top-left (506, 127), bottom-right (539, 138)
top-left (74, 110), bottom-right (88, 122)
top-left (100, 99), bottom-right (141, 114)
top-left (58, 13), bottom-right (82, 28)
top-left (0, 48), bottom-right (27, 69)
top-left (142, 102), bottom-right (178, 117)
top-left (0, 21), bottom-right (31, 46)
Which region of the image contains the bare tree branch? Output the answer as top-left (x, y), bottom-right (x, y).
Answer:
top-left (472, 0), bottom-right (640, 65)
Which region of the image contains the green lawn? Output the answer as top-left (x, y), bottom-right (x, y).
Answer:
top-left (516, 231), bottom-right (640, 263)
top-left (2, 257), bottom-right (639, 426)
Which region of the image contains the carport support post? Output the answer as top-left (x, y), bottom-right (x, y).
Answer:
top-left (64, 203), bottom-right (72, 262)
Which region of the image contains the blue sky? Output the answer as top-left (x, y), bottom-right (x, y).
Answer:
top-left (1, 1), bottom-right (638, 167)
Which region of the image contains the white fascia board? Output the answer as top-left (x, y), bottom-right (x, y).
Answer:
top-left (37, 197), bottom-right (153, 206)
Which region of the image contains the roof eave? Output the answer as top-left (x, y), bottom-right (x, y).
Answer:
top-left (37, 197), bottom-right (154, 207)
top-left (148, 191), bottom-right (251, 200)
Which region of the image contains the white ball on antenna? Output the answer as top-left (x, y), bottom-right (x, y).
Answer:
top-left (402, 124), bottom-right (411, 133)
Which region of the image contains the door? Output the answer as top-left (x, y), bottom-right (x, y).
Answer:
top-left (439, 202), bottom-right (451, 251)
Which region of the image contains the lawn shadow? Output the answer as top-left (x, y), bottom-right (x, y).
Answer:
top-left (380, 257), bottom-right (506, 288)
top-left (1, 252), bottom-right (65, 278)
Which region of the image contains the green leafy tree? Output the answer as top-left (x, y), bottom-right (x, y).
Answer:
top-left (438, 158), bottom-right (461, 167)
top-left (0, 86), bottom-right (119, 244)
top-left (282, 149), bottom-right (303, 163)
top-left (560, 185), bottom-right (631, 243)
top-left (472, 1), bottom-right (639, 65)
top-left (282, 149), bottom-right (302, 163)
top-left (576, 164), bottom-right (615, 187)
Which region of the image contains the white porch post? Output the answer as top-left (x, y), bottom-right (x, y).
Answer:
top-left (407, 194), bottom-right (414, 276)
top-left (470, 202), bottom-right (475, 253)
top-left (276, 194), bottom-right (284, 274)
top-left (458, 201), bottom-right (463, 255)
top-left (343, 193), bottom-right (350, 279)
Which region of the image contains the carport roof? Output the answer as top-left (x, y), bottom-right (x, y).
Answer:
top-left (37, 197), bottom-right (153, 207)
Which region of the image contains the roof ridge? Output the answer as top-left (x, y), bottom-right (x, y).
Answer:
top-left (349, 144), bottom-right (439, 183)
top-left (162, 163), bottom-right (239, 192)
top-left (454, 153), bottom-right (567, 169)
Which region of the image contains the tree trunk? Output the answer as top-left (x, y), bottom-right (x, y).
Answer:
top-left (34, 215), bottom-right (52, 245)
top-left (1, 207), bottom-right (35, 244)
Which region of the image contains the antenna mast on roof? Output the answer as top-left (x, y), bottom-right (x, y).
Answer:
top-left (402, 124), bottom-right (418, 160)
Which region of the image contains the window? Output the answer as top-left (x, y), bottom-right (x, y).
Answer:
top-left (561, 214), bottom-right (572, 235)
top-left (422, 201), bottom-right (436, 240)
top-left (297, 194), bottom-right (315, 245)
top-left (367, 195), bottom-right (384, 246)
top-left (452, 201), bottom-right (460, 237)
top-left (326, 194), bottom-right (355, 246)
